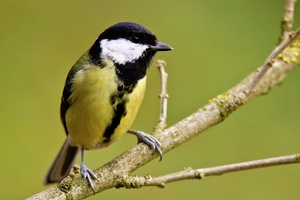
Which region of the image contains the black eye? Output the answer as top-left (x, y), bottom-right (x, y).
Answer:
top-left (131, 36), bottom-right (140, 43)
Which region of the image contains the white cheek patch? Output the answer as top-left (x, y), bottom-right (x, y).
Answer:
top-left (100, 38), bottom-right (149, 65)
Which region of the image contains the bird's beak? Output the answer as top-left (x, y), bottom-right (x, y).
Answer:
top-left (149, 41), bottom-right (173, 51)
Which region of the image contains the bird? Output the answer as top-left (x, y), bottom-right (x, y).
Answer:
top-left (44, 22), bottom-right (173, 190)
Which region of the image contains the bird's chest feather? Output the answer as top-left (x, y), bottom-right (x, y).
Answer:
top-left (65, 65), bottom-right (146, 149)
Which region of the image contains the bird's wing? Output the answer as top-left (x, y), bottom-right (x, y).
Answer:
top-left (60, 53), bottom-right (90, 135)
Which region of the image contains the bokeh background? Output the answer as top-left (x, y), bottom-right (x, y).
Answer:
top-left (1, 0), bottom-right (300, 199)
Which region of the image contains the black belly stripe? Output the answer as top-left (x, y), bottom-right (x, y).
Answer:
top-left (103, 100), bottom-right (127, 143)
top-left (102, 79), bottom-right (137, 143)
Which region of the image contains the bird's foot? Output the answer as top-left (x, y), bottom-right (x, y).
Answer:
top-left (128, 130), bottom-right (163, 161)
top-left (80, 163), bottom-right (98, 191)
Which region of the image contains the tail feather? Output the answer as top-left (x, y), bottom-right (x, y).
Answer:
top-left (44, 139), bottom-right (79, 185)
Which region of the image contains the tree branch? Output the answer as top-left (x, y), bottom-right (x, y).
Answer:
top-left (120, 154), bottom-right (300, 188)
top-left (154, 60), bottom-right (169, 133)
top-left (248, 27), bottom-right (300, 93)
top-left (281, 0), bottom-right (296, 40)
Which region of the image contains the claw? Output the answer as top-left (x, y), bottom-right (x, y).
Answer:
top-left (80, 148), bottom-right (98, 192)
top-left (80, 163), bottom-right (97, 191)
top-left (128, 130), bottom-right (163, 161)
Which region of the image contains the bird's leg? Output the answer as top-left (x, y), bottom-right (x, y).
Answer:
top-left (80, 148), bottom-right (97, 191)
top-left (127, 130), bottom-right (163, 161)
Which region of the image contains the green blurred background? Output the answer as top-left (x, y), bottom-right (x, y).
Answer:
top-left (1, 0), bottom-right (300, 199)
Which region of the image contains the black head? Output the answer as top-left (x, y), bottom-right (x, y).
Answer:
top-left (89, 22), bottom-right (173, 86)
top-left (99, 22), bottom-right (157, 46)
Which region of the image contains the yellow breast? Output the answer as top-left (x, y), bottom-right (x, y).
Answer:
top-left (65, 63), bottom-right (146, 149)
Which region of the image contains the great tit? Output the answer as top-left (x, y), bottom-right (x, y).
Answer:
top-left (44, 22), bottom-right (173, 189)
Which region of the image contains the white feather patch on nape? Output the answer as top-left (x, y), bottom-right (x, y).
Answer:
top-left (100, 38), bottom-right (149, 65)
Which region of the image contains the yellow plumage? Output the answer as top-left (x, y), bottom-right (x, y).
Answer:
top-left (111, 76), bottom-right (146, 142)
top-left (66, 56), bottom-right (146, 148)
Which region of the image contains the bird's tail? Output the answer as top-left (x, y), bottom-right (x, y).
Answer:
top-left (43, 139), bottom-right (79, 185)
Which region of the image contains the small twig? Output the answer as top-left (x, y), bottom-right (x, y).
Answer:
top-left (123, 154), bottom-right (300, 188)
top-left (201, 154), bottom-right (299, 176)
top-left (248, 0), bottom-right (298, 93)
top-left (154, 60), bottom-right (169, 133)
top-left (281, 0), bottom-right (296, 40)
top-left (248, 27), bottom-right (300, 93)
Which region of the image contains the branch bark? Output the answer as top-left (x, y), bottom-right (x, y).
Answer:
top-left (120, 154), bottom-right (300, 188)
top-left (153, 60), bottom-right (169, 133)
top-left (248, 27), bottom-right (300, 92)
top-left (281, 0), bottom-right (297, 40)
top-left (27, 1), bottom-right (300, 199)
